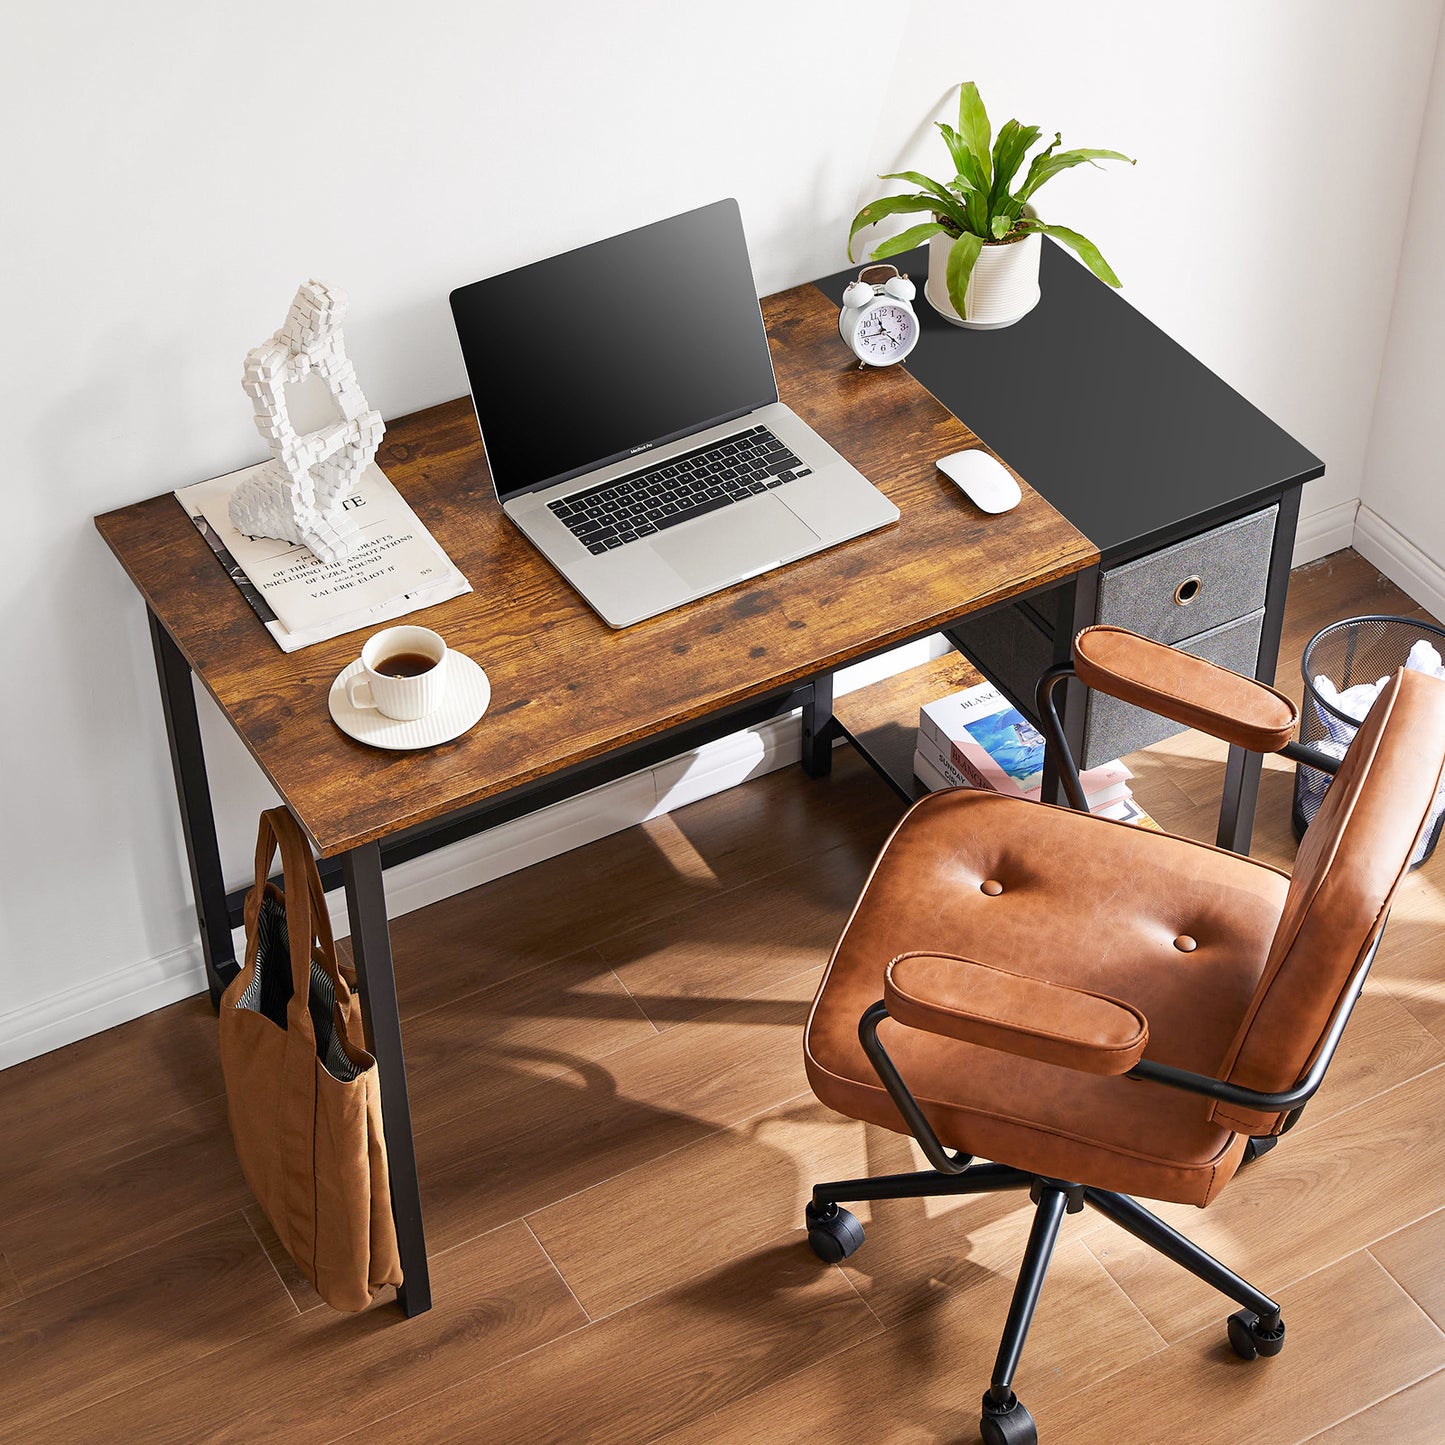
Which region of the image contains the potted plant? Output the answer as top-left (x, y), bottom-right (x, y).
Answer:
top-left (849, 82), bottom-right (1134, 329)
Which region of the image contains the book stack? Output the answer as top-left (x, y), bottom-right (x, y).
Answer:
top-left (915, 681), bottom-right (1157, 827)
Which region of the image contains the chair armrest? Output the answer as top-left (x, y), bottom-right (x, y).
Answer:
top-left (883, 952), bottom-right (1149, 1077)
top-left (1073, 625), bottom-right (1298, 753)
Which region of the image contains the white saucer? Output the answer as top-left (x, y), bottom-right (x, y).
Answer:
top-left (328, 651), bottom-right (490, 750)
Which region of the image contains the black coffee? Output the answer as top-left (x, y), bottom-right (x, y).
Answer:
top-left (374, 650), bottom-right (438, 678)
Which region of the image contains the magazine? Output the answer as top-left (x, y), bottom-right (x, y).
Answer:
top-left (919, 682), bottom-right (1132, 804)
top-left (912, 747), bottom-right (1158, 829)
top-left (175, 461), bottom-right (471, 652)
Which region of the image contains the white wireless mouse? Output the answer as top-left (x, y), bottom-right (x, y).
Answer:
top-left (936, 449), bottom-right (1022, 514)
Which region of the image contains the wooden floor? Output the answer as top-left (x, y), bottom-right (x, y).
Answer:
top-left (3, 549), bottom-right (1443, 1443)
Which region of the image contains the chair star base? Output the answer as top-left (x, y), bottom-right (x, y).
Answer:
top-left (805, 1159), bottom-right (1285, 1445)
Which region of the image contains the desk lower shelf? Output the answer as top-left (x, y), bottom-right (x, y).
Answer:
top-left (833, 651), bottom-right (984, 803)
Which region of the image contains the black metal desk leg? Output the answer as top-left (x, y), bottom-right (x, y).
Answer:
top-left (1217, 745), bottom-right (1264, 854)
top-left (1217, 483), bottom-right (1301, 854)
top-left (342, 842), bottom-right (431, 1317)
top-left (801, 672), bottom-right (835, 778)
top-left (148, 609), bottom-right (238, 1007)
top-left (1041, 567), bottom-right (1098, 806)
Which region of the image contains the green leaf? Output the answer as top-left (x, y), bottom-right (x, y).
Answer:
top-left (878, 171), bottom-right (970, 231)
top-left (953, 147), bottom-right (988, 196)
top-left (994, 194), bottom-right (1024, 231)
top-left (989, 212), bottom-right (1013, 239)
top-left (956, 82), bottom-right (992, 189)
top-left (868, 220), bottom-right (948, 260)
top-left (847, 193), bottom-right (941, 261)
top-left (1014, 132), bottom-right (1060, 202)
top-left (945, 231), bottom-right (985, 318)
top-left (1016, 146), bottom-right (1135, 202)
top-left (963, 186), bottom-right (989, 239)
top-left (989, 120), bottom-right (1041, 209)
top-left (935, 122), bottom-right (970, 177)
top-left (1022, 221), bottom-right (1122, 287)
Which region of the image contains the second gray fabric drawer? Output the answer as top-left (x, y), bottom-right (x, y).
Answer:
top-left (1098, 506), bottom-right (1278, 646)
top-left (1082, 608), bottom-right (1267, 765)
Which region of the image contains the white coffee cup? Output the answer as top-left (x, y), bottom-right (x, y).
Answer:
top-left (346, 626), bottom-right (448, 721)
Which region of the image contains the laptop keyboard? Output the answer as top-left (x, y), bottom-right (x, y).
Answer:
top-left (547, 425), bottom-right (812, 554)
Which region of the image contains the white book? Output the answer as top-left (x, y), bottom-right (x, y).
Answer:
top-left (920, 681), bottom-right (1131, 802)
top-left (915, 745), bottom-right (1158, 828)
top-left (176, 461), bottom-right (471, 653)
top-left (913, 748), bottom-right (966, 794)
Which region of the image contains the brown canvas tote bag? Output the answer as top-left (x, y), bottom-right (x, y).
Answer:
top-left (220, 807), bottom-right (403, 1311)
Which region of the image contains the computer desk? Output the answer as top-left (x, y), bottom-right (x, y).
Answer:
top-left (95, 245), bottom-right (1319, 1317)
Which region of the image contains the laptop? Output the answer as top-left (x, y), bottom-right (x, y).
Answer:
top-left (449, 198), bottom-right (899, 628)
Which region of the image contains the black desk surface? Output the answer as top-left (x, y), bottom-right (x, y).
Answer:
top-left (813, 243), bottom-right (1324, 565)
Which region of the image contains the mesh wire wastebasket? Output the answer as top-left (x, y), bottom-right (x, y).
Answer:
top-left (1293, 614), bottom-right (1445, 869)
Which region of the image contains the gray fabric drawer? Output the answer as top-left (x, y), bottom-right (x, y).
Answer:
top-left (1082, 608), bottom-right (1266, 765)
top-left (1097, 506), bottom-right (1278, 646)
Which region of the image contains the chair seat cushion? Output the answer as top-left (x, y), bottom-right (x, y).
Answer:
top-left (805, 790), bottom-right (1291, 1206)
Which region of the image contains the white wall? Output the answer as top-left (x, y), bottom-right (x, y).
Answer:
top-left (2, 0), bottom-right (1441, 1064)
top-left (861, 0), bottom-right (1443, 543)
top-left (1359, 4), bottom-right (1445, 618)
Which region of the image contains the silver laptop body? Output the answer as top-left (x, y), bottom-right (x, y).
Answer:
top-left (450, 200), bottom-right (898, 629)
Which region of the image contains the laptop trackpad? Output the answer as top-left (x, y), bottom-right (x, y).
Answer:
top-left (650, 495), bottom-right (820, 588)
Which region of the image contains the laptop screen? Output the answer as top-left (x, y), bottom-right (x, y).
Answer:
top-left (450, 199), bottom-right (778, 503)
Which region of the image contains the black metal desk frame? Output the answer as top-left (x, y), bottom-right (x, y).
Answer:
top-left (147, 567), bottom-right (1098, 1318)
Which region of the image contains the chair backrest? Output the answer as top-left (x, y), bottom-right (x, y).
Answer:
top-left (1211, 667), bottom-right (1445, 1134)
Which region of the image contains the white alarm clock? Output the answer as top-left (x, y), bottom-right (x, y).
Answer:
top-left (838, 264), bottom-right (920, 367)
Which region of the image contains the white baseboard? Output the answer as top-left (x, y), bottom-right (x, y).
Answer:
top-left (0, 943), bottom-right (209, 1072)
top-left (1293, 499), bottom-right (1360, 567)
top-left (1352, 504), bottom-right (1445, 622)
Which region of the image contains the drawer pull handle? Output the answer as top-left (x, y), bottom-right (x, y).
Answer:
top-left (1174, 575), bottom-right (1202, 606)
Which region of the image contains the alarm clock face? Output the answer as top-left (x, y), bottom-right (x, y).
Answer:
top-left (854, 303), bottom-right (917, 364)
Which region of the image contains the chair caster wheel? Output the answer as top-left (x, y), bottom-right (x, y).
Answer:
top-left (980, 1391), bottom-right (1037, 1445)
top-left (1227, 1308), bottom-right (1286, 1360)
top-left (804, 1202), bottom-right (865, 1262)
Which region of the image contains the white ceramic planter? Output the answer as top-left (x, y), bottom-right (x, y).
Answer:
top-left (925, 227), bottom-right (1042, 330)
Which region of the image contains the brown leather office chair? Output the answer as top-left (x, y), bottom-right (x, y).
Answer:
top-left (802, 625), bottom-right (1445, 1445)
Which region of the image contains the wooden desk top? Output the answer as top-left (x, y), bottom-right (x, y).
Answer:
top-left (96, 282), bottom-right (1095, 858)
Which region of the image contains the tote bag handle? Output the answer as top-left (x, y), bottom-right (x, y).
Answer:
top-left (244, 807), bottom-right (353, 1042)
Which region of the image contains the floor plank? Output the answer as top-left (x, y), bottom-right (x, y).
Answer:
top-left (47, 1222), bottom-right (585, 1444)
top-left (348, 1237), bottom-right (881, 1445)
top-left (0, 993), bottom-right (223, 1181)
top-left (0, 1254), bottom-right (20, 1310)
top-left (656, 1240), bottom-right (1162, 1444)
top-left (382, 748), bottom-right (901, 1020)
top-left (1305, 1366), bottom-right (1445, 1442)
top-left (399, 946), bottom-right (657, 1135)
top-left (1041, 1250), bottom-right (1444, 1445)
top-left (528, 1096), bottom-right (858, 1318)
top-left (0, 1094), bottom-right (252, 1297)
top-left (594, 843), bottom-right (873, 1031)
top-left (1370, 1207), bottom-right (1445, 1331)
top-left (0, 1214), bottom-right (293, 1437)
top-left (411, 968), bottom-right (822, 1255)
top-left (1084, 1066), bottom-right (1445, 1342)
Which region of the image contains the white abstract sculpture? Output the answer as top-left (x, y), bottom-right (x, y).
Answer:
top-left (229, 279), bottom-right (384, 563)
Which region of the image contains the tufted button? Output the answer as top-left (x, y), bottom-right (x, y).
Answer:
top-left (980, 879), bottom-right (1004, 896)
top-left (1174, 935), bottom-right (1198, 953)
